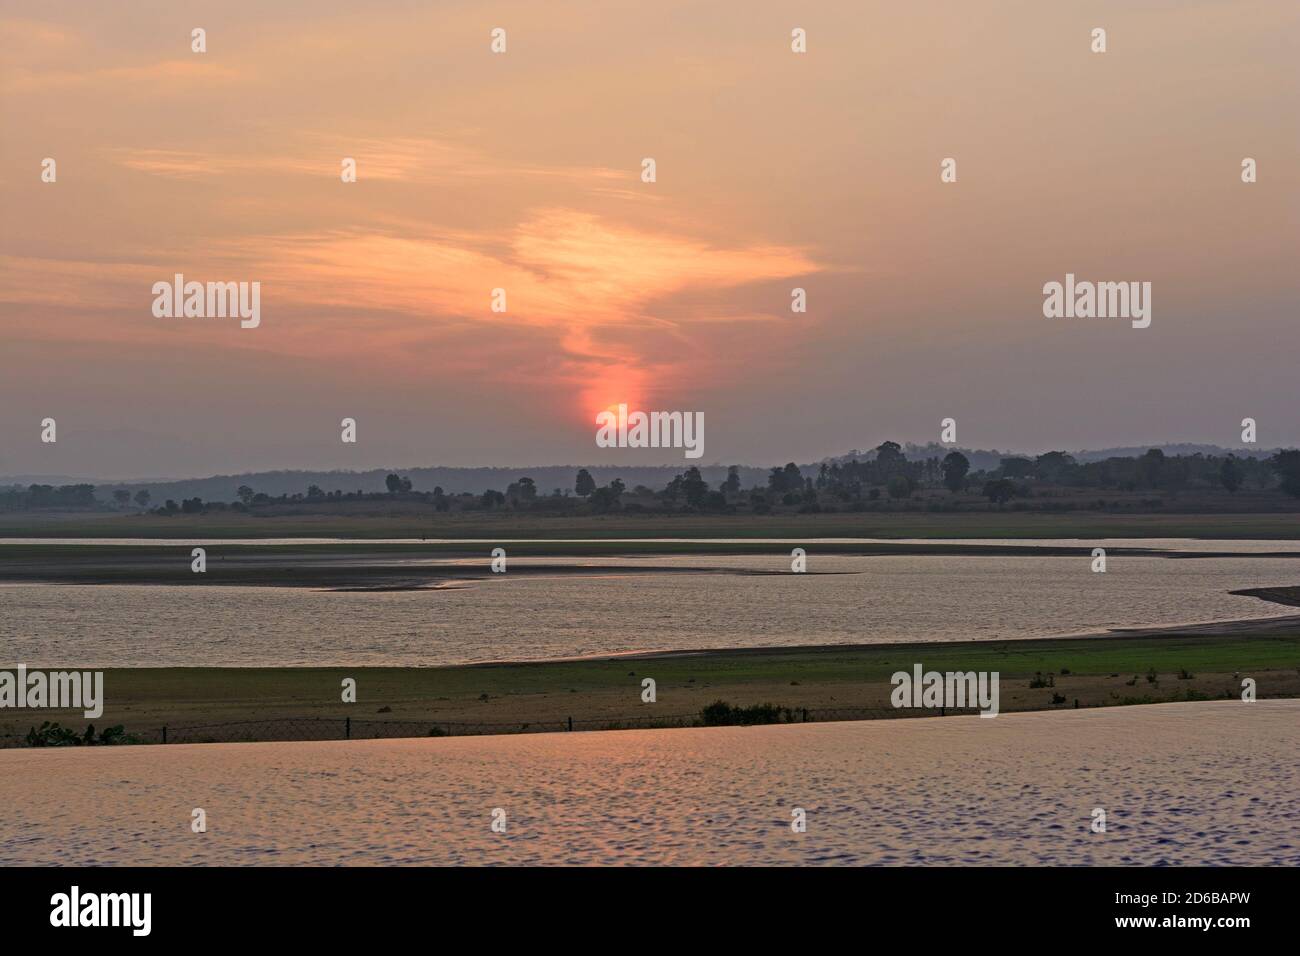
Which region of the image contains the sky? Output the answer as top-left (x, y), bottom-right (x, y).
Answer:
top-left (2, 0), bottom-right (1297, 480)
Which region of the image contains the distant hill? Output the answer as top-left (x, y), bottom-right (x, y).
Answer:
top-left (820, 443), bottom-right (1280, 473)
top-left (1068, 444), bottom-right (1279, 463)
top-left (0, 474), bottom-right (122, 486)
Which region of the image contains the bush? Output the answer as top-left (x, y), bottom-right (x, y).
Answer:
top-left (700, 700), bottom-right (788, 726)
top-left (25, 721), bottom-right (138, 747)
top-left (983, 478), bottom-right (1016, 504)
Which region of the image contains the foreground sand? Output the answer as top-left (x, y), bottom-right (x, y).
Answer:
top-left (2, 700), bottom-right (1295, 865)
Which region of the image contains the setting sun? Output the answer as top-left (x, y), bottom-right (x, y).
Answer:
top-left (581, 369), bottom-right (648, 425)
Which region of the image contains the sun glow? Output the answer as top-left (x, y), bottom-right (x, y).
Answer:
top-left (581, 369), bottom-right (648, 424)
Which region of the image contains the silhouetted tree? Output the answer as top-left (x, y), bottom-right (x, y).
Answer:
top-left (999, 457), bottom-right (1033, 479)
top-left (1270, 450), bottom-right (1300, 497)
top-left (872, 441), bottom-right (905, 482)
top-left (1136, 448), bottom-right (1166, 489)
top-left (1219, 456), bottom-right (1241, 493)
top-left (681, 467), bottom-right (708, 507)
top-left (574, 469), bottom-right (596, 497)
top-left (589, 482), bottom-right (623, 513)
top-left (983, 478), bottom-right (1016, 504)
top-left (1034, 451), bottom-right (1077, 484)
top-left (886, 475), bottom-right (914, 499)
top-left (768, 462), bottom-right (804, 494)
top-left (941, 452), bottom-right (970, 493)
top-left (663, 473), bottom-right (683, 502)
top-left (507, 477), bottom-right (537, 504)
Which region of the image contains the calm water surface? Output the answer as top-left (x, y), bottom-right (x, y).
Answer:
top-left (1, 701), bottom-right (1294, 865)
top-left (3, 550), bottom-right (1297, 666)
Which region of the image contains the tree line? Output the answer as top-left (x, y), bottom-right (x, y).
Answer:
top-left (4, 445), bottom-right (1298, 515)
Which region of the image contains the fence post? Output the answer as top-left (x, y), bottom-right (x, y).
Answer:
top-left (802, 708), bottom-right (808, 723)
top-left (568, 716), bottom-right (573, 732)
top-left (162, 725), bottom-right (167, 744)
top-left (940, 706), bottom-right (945, 717)
top-left (345, 716), bottom-right (351, 739)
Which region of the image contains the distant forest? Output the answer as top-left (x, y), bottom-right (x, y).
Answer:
top-left (5, 443), bottom-right (1299, 516)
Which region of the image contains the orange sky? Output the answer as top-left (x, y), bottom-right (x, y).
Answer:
top-left (2, 0), bottom-right (1297, 477)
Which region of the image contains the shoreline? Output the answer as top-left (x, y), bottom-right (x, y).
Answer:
top-left (3, 510), bottom-right (1299, 541)
top-left (516, 609), bottom-right (1300, 666)
top-left (3, 541), bottom-right (1299, 590)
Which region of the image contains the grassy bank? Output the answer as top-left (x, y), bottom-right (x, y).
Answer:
top-left (5, 632), bottom-right (1297, 745)
top-left (3, 510), bottom-right (1299, 540)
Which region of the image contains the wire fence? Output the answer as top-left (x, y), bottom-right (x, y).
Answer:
top-left (0, 703), bottom-right (994, 749)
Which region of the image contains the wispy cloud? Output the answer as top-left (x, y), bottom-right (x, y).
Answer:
top-left (104, 136), bottom-right (632, 185)
top-left (2, 210), bottom-right (820, 404)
